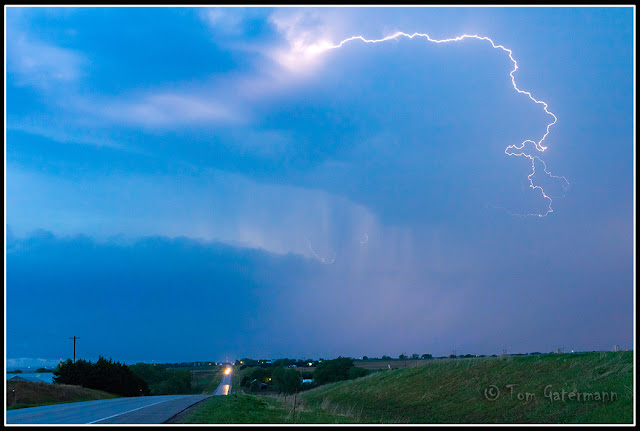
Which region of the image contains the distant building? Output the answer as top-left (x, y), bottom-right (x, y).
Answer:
top-left (614, 345), bottom-right (621, 352)
top-left (250, 379), bottom-right (267, 389)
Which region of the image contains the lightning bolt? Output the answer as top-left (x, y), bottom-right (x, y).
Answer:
top-left (307, 31), bottom-right (570, 217)
top-left (305, 236), bottom-right (336, 264)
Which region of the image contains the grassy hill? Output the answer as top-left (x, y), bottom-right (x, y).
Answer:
top-left (6, 380), bottom-right (120, 410)
top-left (297, 351), bottom-right (633, 424)
top-left (175, 393), bottom-right (361, 424)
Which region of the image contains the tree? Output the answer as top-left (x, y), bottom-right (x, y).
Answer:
top-left (129, 363), bottom-right (192, 395)
top-left (313, 357), bottom-right (355, 385)
top-left (129, 363), bottom-right (165, 387)
top-left (348, 367), bottom-right (368, 380)
top-left (237, 358), bottom-right (260, 369)
top-left (165, 370), bottom-right (191, 394)
top-left (271, 367), bottom-right (300, 395)
top-left (399, 354), bottom-right (408, 360)
top-left (273, 358), bottom-right (296, 367)
top-left (411, 354), bottom-right (419, 360)
top-left (421, 354), bottom-right (433, 359)
top-left (381, 355), bottom-right (391, 360)
top-left (54, 357), bottom-right (149, 397)
top-left (362, 356), bottom-right (369, 361)
top-left (241, 366), bottom-right (270, 387)
top-left (54, 359), bottom-right (93, 387)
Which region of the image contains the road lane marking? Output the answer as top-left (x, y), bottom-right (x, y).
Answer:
top-left (88, 397), bottom-right (182, 424)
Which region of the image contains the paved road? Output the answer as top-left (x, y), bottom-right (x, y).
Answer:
top-left (213, 372), bottom-right (233, 396)
top-left (6, 371), bottom-right (233, 425)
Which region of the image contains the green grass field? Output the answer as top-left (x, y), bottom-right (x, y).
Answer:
top-left (178, 392), bottom-right (361, 424)
top-left (180, 351), bottom-right (633, 424)
top-left (299, 351), bottom-right (634, 424)
top-left (6, 380), bottom-right (120, 410)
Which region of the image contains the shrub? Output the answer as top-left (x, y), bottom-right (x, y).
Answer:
top-left (128, 363), bottom-right (191, 395)
top-left (313, 357), bottom-right (354, 385)
top-left (271, 367), bottom-right (301, 395)
top-left (348, 366), bottom-right (368, 380)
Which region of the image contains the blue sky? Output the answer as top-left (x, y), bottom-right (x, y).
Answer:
top-left (5, 6), bottom-right (634, 367)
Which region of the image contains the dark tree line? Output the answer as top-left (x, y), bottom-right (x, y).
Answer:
top-left (53, 357), bottom-right (149, 396)
top-left (240, 366), bottom-right (304, 394)
top-left (312, 356), bottom-right (367, 384)
top-left (240, 356), bottom-right (370, 392)
top-left (128, 363), bottom-right (192, 395)
top-left (237, 357), bottom-right (318, 369)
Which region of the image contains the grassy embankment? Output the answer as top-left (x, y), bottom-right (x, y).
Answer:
top-left (178, 392), bottom-right (362, 424)
top-left (6, 380), bottom-right (119, 410)
top-left (300, 351), bottom-right (634, 424)
top-left (180, 351), bottom-right (633, 424)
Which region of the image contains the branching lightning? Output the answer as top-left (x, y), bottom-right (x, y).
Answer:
top-left (308, 31), bottom-right (569, 217)
top-left (305, 236), bottom-right (336, 264)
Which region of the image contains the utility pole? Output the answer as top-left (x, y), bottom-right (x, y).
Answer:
top-left (69, 336), bottom-right (80, 362)
top-left (293, 388), bottom-right (298, 423)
